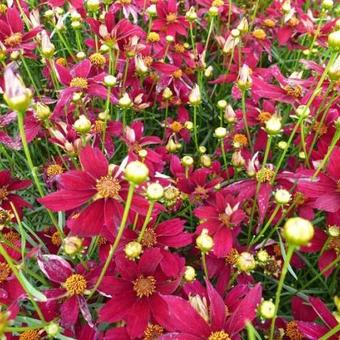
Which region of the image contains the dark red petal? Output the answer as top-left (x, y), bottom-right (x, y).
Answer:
top-left (60, 296), bottom-right (79, 328)
top-left (309, 297), bottom-right (338, 330)
top-left (126, 300), bottom-right (150, 339)
top-left (318, 250), bottom-right (337, 277)
top-left (80, 146), bottom-right (108, 179)
top-left (6, 8), bottom-right (23, 33)
top-left (206, 280), bottom-right (226, 331)
top-left (38, 190), bottom-right (92, 211)
top-left (37, 254), bottom-right (73, 283)
top-left (138, 248), bottom-right (163, 274)
top-left (213, 228), bottom-right (232, 258)
top-left (58, 170), bottom-right (95, 190)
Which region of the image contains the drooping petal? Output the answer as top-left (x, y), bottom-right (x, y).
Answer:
top-left (80, 146), bottom-right (108, 179)
top-left (37, 254), bottom-right (73, 283)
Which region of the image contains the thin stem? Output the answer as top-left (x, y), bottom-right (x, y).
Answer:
top-left (241, 90), bottom-right (253, 153)
top-left (201, 252), bottom-right (208, 278)
top-left (0, 243), bottom-right (45, 322)
top-left (88, 183), bottom-right (136, 299)
top-left (250, 204), bottom-right (280, 246)
top-left (204, 17), bottom-right (214, 54)
top-left (312, 130), bottom-right (340, 178)
top-left (220, 138), bottom-right (228, 170)
top-left (20, 57), bottom-right (40, 97)
top-left (193, 105), bottom-right (199, 150)
top-left (227, 0), bottom-right (232, 31)
top-left (269, 244), bottom-right (296, 340)
top-left (319, 324), bottom-right (340, 340)
top-left (137, 201), bottom-right (155, 243)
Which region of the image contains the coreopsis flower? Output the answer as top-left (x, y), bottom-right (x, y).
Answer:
top-left (37, 254), bottom-right (97, 329)
top-left (159, 281), bottom-right (262, 339)
top-left (194, 191), bottom-right (246, 257)
top-left (0, 8), bottom-right (41, 56)
top-left (0, 170), bottom-right (31, 219)
top-left (98, 248), bottom-right (182, 338)
top-left (38, 146), bottom-right (148, 237)
top-left (152, 0), bottom-right (188, 37)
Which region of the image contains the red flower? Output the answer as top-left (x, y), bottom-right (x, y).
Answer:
top-left (38, 146), bottom-right (147, 237)
top-left (160, 281), bottom-right (262, 339)
top-left (0, 170), bottom-right (31, 219)
top-left (0, 8), bottom-right (41, 56)
top-left (37, 254), bottom-right (97, 329)
top-left (194, 191), bottom-right (246, 257)
top-left (98, 248), bottom-right (182, 338)
top-left (152, 0), bottom-right (188, 37)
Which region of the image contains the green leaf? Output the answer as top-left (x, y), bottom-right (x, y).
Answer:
top-left (17, 271), bottom-right (47, 302)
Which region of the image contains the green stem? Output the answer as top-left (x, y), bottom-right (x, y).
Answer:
top-left (269, 244), bottom-right (296, 340)
top-left (137, 201), bottom-right (155, 243)
top-left (20, 57), bottom-right (40, 97)
top-left (193, 105), bottom-right (199, 150)
top-left (319, 324), bottom-right (340, 340)
top-left (250, 204), bottom-right (280, 246)
top-left (204, 17), bottom-right (214, 54)
top-left (0, 243), bottom-right (45, 322)
top-left (201, 252), bottom-right (208, 278)
top-left (312, 130), bottom-right (340, 178)
top-left (220, 138), bottom-right (228, 170)
top-left (241, 90), bottom-right (253, 153)
top-left (88, 183), bottom-right (136, 299)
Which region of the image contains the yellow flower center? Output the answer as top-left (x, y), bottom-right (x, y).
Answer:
top-left (19, 330), bottom-right (41, 340)
top-left (93, 120), bottom-right (105, 133)
top-left (141, 228), bottom-right (157, 248)
top-left (257, 111), bottom-right (272, 123)
top-left (119, 0), bottom-right (132, 4)
top-left (218, 213), bottom-right (231, 227)
top-left (96, 176), bottom-right (121, 199)
top-left (263, 19), bottom-right (275, 28)
top-left (89, 53), bottom-right (106, 66)
top-left (174, 43), bottom-right (185, 53)
top-left (170, 121), bottom-right (183, 133)
top-left (284, 84), bottom-right (302, 98)
top-left (3, 231), bottom-right (20, 245)
top-left (312, 121), bottom-right (328, 135)
top-left (252, 29), bottom-right (266, 40)
top-left (133, 275), bottom-right (156, 298)
top-left (225, 248), bottom-right (239, 265)
top-left (70, 77), bottom-right (88, 89)
top-left (46, 164), bottom-right (64, 178)
top-left (147, 32), bottom-right (160, 43)
top-left (208, 331), bottom-right (231, 340)
top-left (172, 69), bottom-right (183, 79)
top-left (256, 167), bottom-right (275, 183)
top-left (143, 324), bottom-right (164, 340)
top-left (211, 0), bottom-right (224, 7)
top-left (166, 13), bottom-right (177, 23)
top-left (0, 209), bottom-right (12, 227)
top-left (233, 133), bottom-right (248, 148)
top-left (194, 185), bottom-right (209, 200)
top-left (4, 32), bottom-right (23, 47)
top-left (0, 4), bottom-right (7, 15)
top-left (329, 236), bottom-right (340, 254)
top-left (286, 321), bottom-right (303, 340)
top-left (0, 186), bottom-right (8, 201)
top-left (64, 274), bottom-right (87, 295)
top-left (56, 57), bottom-right (67, 66)
top-left (51, 231), bottom-right (62, 246)
top-left (0, 262), bottom-right (11, 283)
top-left (293, 192), bottom-right (305, 206)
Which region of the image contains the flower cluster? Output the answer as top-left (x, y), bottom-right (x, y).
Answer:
top-left (0, 0), bottom-right (339, 339)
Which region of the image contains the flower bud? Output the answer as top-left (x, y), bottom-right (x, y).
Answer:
top-left (138, 149), bottom-right (148, 159)
top-left (322, 0), bottom-right (333, 9)
top-left (265, 115), bottom-right (282, 135)
top-left (217, 100), bottom-right (227, 109)
top-left (237, 64), bottom-right (252, 90)
top-left (63, 236), bottom-right (83, 256)
top-left (278, 141), bottom-right (288, 150)
top-left (119, 93), bottom-right (132, 108)
top-left (34, 102), bottom-right (51, 120)
top-left (224, 104), bottom-right (236, 123)
top-left (74, 115), bottom-right (91, 133)
top-left (4, 65), bottom-right (32, 112)
top-left (256, 249), bottom-right (270, 264)
top-left (72, 92), bottom-right (82, 102)
top-left (236, 252), bottom-right (256, 272)
top-left (237, 17), bottom-right (248, 33)
top-left (125, 161), bottom-right (149, 184)
top-left (208, 6), bottom-right (218, 16)
top-left (162, 87), bottom-right (173, 100)
top-left (214, 127), bottom-right (227, 139)
top-left (274, 189), bottom-right (291, 204)
top-left (186, 7), bottom-right (197, 22)
top-left (231, 29), bottom-right (240, 38)
top-left (232, 150), bottom-right (245, 168)
top-left (87, 0), bottom-right (100, 12)
top-left (200, 154), bottom-right (212, 168)
top-left (76, 51), bottom-right (86, 60)
top-left (184, 266), bottom-right (196, 281)
top-left (146, 4), bottom-right (157, 16)
top-left (146, 183), bottom-right (164, 201)
top-left (182, 155), bottom-right (194, 167)
top-left (166, 35), bottom-right (174, 43)
top-left (45, 322), bottom-right (60, 337)
top-left (100, 44), bottom-right (110, 53)
top-left (125, 241), bottom-right (142, 260)
top-left (166, 138), bottom-right (180, 152)
top-left (259, 300), bottom-right (275, 319)
top-left (41, 30), bottom-right (55, 58)
top-left (328, 30), bottom-right (340, 51)
top-left (328, 55), bottom-right (340, 81)
top-left (295, 105), bottom-right (310, 118)
top-left (283, 217), bottom-right (314, 246)
top-left (196, 229), bottom-right (214, 253)
top-left (71, 11), bottom-right (81, 21)
top-left (71, 21), bottom-right (81, 30)
top-left (185, 121), bottom-right (194, 130)
top-left (104, 75), bottom-right (117, 87)
top-left (135, 55), bottom-right (148, 74)
top-left (199, 146), bottom-right (207, 154)
top-left (189, 84), bottom-right (201, 106)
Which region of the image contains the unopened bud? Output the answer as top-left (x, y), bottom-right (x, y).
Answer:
top-left (283, 217), bottom-right (314, 246)
top-left (125, 161), bottom-right (149, 184)
top-left (184, 266), bottom-right (196, 281)
top-left (119, 93), bottom-right (132, 108)
top-left (259, 300), bottom-right (275, 319)
top-left (74, 115), bottom-right (91, 133)
top-left (274, 189), bottom-right (291, 204)
top-left (146, 183), bottom-right (164, 201)
top-left (125, 241), bottom-right (142, 260)
top-left (63, 236), bottom-right (83, 255)
top-left (196, 229), bottom-right (214, 253)
top-left (236, 252), bottom-right (256, 272)
top-left (214, 127), bottom-right (227, 139)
